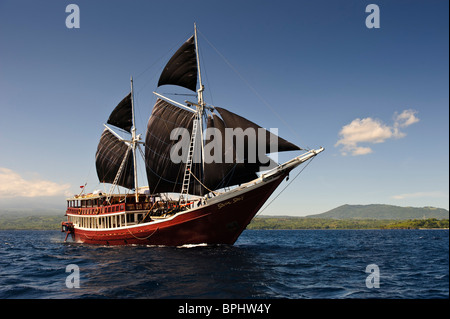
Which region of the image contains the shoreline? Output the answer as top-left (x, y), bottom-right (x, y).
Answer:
top-left (0, 215), bottom-right (448, 231)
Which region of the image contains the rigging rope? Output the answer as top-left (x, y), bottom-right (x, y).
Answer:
top-left (127, 227), bottom-right (159, 241)
top-left (256, 156), bottom-right (316, 216)
top-left (197, 29), bottom-right (310, 150)
top-left (188, 169), bottom-right (219, 195)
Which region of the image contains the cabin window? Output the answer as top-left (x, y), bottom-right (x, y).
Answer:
top-left (127, 213), bottom-right (134, 223)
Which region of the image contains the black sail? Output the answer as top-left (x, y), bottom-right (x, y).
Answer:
top-left (95, 129), bottom-right (135, 189)
top-left (157, 35), bottom-right (198, 92)
top-left (203, 114), bottom-right (259, 191)
top-left (214, 107), bottom-right (301, 153)
top-left (202, 108), bottom-right (300, 192)
top-left (107, 93), bottom-right (133, 133)
top-left (145, 99), bottom-right (203, 194)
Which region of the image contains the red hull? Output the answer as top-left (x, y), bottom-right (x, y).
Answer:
top-left (69, 174), bottom-right (286, 246)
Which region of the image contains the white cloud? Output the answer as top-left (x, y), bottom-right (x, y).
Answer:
top-left (394, 109), bottom-right (420, 128)
top-left (391, 191), bottom-right (447, 200)
top-left (0, 167), bottom-right (71, 198)
top-left (335, 109), bottom-right (419, 156)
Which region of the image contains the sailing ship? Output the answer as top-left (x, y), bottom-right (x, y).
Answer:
top-left (61, 25), bottom-right (324, 246)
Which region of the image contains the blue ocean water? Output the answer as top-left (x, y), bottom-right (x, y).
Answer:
top-left (0, 229), bottom-right (448, 299)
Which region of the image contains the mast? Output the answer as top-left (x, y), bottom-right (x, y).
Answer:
top-left (194, 23), bottom-right (206, 185)
top-left (180, 24), bottom-right (205, 201)
top-left (130, 76), bottom-right (139, 203)
top-left (194, 23), bottom-right (204, 108)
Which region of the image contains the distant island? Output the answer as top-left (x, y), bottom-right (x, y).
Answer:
top-left (247, 217), bottom-right (449, 230)
top-left (248, 204), bottom-right (449, 230)
top-left (0, 204), bottom-right (448, 230)
top-left (306, 204), bottom-right (449, 220)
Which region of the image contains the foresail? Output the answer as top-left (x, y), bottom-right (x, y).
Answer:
top-left (106, 93), bottom-right (133, 133)
top-left (203, 107), bottom-right (301, 192)
top-left (215, 107), bottom-right (301, 153)
top-left (157, 35), bottom-right (198, 92)
top-left (95, 129), bottom-right (135, 189)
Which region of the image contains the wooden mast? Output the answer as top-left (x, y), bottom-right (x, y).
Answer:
top-left (130, 76), bottom-right (139, 203)
top-left (180, 23), bottom-right (205, 201)
top-left (194, 23), bottom-right (205, 189)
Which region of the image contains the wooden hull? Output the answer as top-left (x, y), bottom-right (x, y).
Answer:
top-left (67, 173), bottom-right (286, 246)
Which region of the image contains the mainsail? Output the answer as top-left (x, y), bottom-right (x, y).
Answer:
top-left (144, 98), bottom-right (202, 194)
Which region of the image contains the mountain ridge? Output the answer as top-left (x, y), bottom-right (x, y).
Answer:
top-left (305, 204), bottom-right (449, 220)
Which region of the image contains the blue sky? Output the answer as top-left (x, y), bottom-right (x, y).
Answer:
top-left (0, 0), bottom-right (448, 215)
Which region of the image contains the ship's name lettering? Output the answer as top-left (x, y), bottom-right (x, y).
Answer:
top-left (217, 196), bottom-right (244, 210)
